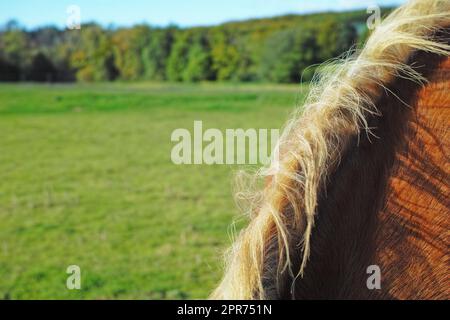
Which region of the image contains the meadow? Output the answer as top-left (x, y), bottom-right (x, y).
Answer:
top-left (0, 82), bottom-right (305, 299)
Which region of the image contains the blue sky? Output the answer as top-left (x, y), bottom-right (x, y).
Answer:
top-left (0, 0), bottom-right (406, 29)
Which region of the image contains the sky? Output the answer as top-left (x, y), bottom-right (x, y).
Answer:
top-left (0, 0), bottom-right (406, 29)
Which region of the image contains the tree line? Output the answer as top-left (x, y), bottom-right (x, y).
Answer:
top-left (0, 9), bottom-right (390, 83)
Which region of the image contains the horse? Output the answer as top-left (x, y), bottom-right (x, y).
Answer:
top-left (211, 0), bottom-right (450, 299)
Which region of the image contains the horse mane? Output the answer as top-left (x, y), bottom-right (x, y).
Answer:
top-left (211, 0), bottom-right (450, 299)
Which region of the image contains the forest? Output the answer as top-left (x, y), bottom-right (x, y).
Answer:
top-left (0, 8), bottom-right (392, 83)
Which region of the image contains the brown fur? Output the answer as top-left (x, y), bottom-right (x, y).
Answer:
top-left (291, 36), bottom-right (450, 300)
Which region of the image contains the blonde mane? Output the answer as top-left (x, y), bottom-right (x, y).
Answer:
top-left (211, 0), bottom-right (450, 300)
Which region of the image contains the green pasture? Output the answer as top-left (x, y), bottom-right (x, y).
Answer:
top-left (0, 82), bottom-right (305, 299)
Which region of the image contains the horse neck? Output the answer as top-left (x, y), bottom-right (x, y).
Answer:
top-left (374, 53), bottom-right (450, 299)
top-left (291, 49), bottom-right (450, 299)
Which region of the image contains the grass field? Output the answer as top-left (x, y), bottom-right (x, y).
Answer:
top-left (0, 82), bottom-right (306, 299)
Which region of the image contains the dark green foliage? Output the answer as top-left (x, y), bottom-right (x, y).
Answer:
top-left (166, 31), bottom-right (191, 81)
top-left (142, 27), bottom-right (176, 80)
top-left (70, 24), bottom-right (119, 81)
top-left (357, 26), bottom-right (372, 48)
top-left (183, 31), bottom-right (214, 82)
top-left (0, 56), bottom-right (19, 81)
top-left (112, 25), bottom-right (150, 80)
top-left (316, 20), bottom-right (358, 61)
top-left (27, 52), bottom-right (56, 82)
top-left (210, 29), bottom-right (240, 81)
top-left (260, 28), bottom-right (320, 83)
top-left (0, 29), bottom-right (28, 79)
top-left (0, 8), bottom-right (395, 83)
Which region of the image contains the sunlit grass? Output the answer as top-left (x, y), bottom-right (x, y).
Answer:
top-left (0, 82), bottom-right (305, 299)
